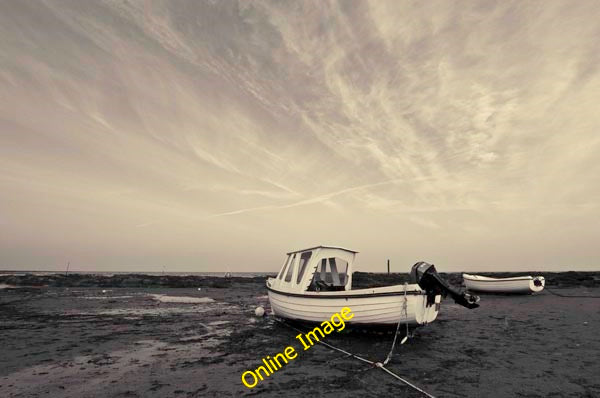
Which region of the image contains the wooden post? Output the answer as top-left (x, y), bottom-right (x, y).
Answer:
top-left (387, 259), bottom-right (390, 275)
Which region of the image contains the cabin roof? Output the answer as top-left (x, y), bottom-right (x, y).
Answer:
top-left (286, 245), bottom-right (359, 255)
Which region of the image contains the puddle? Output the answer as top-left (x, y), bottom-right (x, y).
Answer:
top-left (0, 283), bottom-right (17, 289)
top-left (150, 294), bottom-right (215, 304)
top-left (207, 320), bottom-right (230, 326)
top-left (82, 296), bottom-right (135, 300)
top-left (96, 307), bottom-right (208, 316)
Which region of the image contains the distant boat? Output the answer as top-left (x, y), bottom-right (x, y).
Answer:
top-left (224, 271), bottom-right (232, 278)
top-left (463, 273), bottom-right (545, 294)
top-left (266, 246), bottom-right (479, 327)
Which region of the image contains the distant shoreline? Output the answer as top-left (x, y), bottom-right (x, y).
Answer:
top-left (1, 270), bottom-right (598, 289)
top-left (0, 270), bottom-right (277, 277)
top-left (1, 269), bottom-right (598, 275)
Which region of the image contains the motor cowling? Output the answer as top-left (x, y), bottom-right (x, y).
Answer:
top-left (410, 262), bottom-right (480, 309)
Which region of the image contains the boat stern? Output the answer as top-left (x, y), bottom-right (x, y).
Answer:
top-left (416, 294), bottom-right (442, 325)
top-left (530, 276), bottom-right (545, 293)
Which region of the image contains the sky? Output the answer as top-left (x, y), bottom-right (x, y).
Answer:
top-left (1, 0), bottom-right (599, 272)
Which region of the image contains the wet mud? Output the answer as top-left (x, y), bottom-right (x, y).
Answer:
top-left (1, 273), bottom-right (599, 397)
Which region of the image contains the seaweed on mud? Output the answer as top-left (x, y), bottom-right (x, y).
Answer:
top-left (87, 354), bottom-right (118, 366)
top-left (212, 320), bottom-right (288, 358)
top-left (0, 274), bottom-right (270, 289)
top-left (178, 353), bottom-right (228, 367)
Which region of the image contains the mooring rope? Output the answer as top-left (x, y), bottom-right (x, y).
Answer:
top-left (383, 282), bottom-right (409, 366)
top-left (544, 287), bottom-right (600, 299)
top-left (273, 317), bottom-right (436, 398)
top-left (378, 365), bottom-right (436, 398)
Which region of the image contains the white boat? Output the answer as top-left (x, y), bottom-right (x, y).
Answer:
top-left (463, 273), bottom-right (545, 294)
top-left (267, 246), bottom-right (479, 327)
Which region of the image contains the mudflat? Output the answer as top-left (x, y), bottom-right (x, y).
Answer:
top-left (1, 272), bottom-right (599, 397)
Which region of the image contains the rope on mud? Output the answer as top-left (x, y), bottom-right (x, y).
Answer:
top-left (273, 317), bottom-right (436, 398)
top-left (544, 287), bottom-right (600, 299)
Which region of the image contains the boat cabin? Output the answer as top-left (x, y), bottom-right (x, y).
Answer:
top-left (269, 246), bottom-right (358, 293)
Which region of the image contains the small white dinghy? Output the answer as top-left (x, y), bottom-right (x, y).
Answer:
top-left (463, 273), bottom-right (545, 294)
top-left (267, 246), bottom-right (479, 327)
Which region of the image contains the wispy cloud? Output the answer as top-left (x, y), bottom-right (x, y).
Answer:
top-left (0, 0), bottom-right (598, 271)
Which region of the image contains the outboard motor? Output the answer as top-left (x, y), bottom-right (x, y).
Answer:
top-left (410, 262), bottom-right (480, 309)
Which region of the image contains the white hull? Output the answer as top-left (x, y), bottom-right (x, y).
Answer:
top-left (463, 274), bottom-right (545, 294)
top-left (268, 284), bottom-right (440, 326)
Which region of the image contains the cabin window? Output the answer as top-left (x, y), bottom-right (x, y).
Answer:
top-left (278, 255), bottom-right (293, 280)
top-left (308, 257), bottom-right (349, 290)
top-left (334, 258), bottom-right (349, 285)
top-left (284, 254), bottom-right (296, 282)
top-left (296, 251), bottom-right (313, 284)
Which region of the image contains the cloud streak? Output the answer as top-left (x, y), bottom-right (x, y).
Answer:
top-left (204, 177), bottom-right (432, 219)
